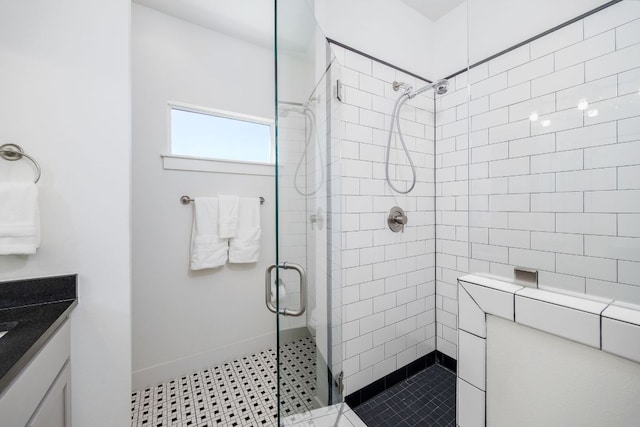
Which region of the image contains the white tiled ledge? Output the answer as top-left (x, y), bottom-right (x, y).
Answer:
top-left (456, 274), bottom-right (640, 427)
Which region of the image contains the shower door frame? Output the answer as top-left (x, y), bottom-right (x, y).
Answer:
top-left (273, 0), bottom-right (343, 424)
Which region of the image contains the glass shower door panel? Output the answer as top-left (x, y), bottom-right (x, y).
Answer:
top-left (274, 0), bottom-right (344, 424)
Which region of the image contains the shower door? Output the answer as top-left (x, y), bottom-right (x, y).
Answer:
top-left (269, 0), bottom-right (344, 424)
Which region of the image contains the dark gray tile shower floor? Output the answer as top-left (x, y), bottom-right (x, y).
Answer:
top-left (352, 365), bottom-right (456, 427)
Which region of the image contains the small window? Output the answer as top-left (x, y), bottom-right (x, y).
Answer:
top-left (170, 105), bottom-right (274, 164)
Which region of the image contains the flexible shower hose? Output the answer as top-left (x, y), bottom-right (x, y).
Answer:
top-left (293, 109), bottom-right (324, 197)
top-left (385, 93), bottom-right (417, 194)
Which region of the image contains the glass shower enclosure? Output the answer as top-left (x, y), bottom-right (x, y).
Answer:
top-left (271, 0), bottom-right (344, 424)
top-left (272, 0), bottom-right (640, 424)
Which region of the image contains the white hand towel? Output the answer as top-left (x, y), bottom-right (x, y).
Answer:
top-left (229, 197), bottom-right (261, 263)
top-left (218, 195), bottom-right (239, 239)
top-left (190, 197), bottom-right (228, 270)
top-left (0, 183), bottom-right (40, 255)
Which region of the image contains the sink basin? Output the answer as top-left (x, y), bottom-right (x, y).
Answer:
top-left (0, 322), bottom-right (18, 340)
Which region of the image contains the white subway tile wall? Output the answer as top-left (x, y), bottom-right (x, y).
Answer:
top-left (322, 4), bottom-right (640, 397)
top-left (436, 3), bottom-right (640, 359)
top-left (331, 44), bottom-right (436, 395)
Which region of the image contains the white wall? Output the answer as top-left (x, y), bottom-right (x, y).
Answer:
top-left (433, 2), bottom-right (468, 79)
top-left (313, 0), bottom-right (435, 78)
top-left (487, 315), bottom-right (640, 426)
top-left (131, 4), bottom-right (281, 388)
top-left (0, 1), bottom-right (131, 426)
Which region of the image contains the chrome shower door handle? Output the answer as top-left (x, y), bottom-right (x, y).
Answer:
top-left (264, 262), bottom-right (307, 317)
top-left (282, 262), bottom-right (306, 317)
top-left (265, 264), bottom-right (279, 314)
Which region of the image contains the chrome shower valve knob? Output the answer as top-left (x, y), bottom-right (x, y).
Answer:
top-left (388, 206), bottom-right (408, 233)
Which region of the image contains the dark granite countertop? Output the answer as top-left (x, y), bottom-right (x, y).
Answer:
top-left (0, 275), bottom-right (77, 395)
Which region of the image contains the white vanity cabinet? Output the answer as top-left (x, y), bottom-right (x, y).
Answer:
top-left (0, 320), bottom-right (71, 427)
top-left (26, 360), bottom-right (71, 427)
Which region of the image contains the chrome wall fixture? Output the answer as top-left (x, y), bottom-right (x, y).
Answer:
top-left (180, 195), bottom-right (265, 205)
top-left (310, 207), bottom-right (324, 230)
top-left (388, 206), bottom-right (408, 233)
top-left (392, 79), bottom-right (449, 98)
top-left (0, 143), bottom-right (41, 183)
top-left (264, 262), bottom-right (307, 317)
top-left (514, 267), bottom-right (539, 288)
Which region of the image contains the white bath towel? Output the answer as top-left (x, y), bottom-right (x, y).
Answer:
top-left (190, 197), bottom-right (228, 270)
top-left (218, 195), bottom-right (239, 239)
top-left (229, 197), bottom-right (261, 263)
top-left (0, 183), bottom-right (40, 255)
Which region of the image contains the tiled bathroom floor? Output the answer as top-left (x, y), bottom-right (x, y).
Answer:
top-left (352, 365), bottom-right (456, 427)
top-left (131, 340), bottom-right (455, 427)
top-left (282, 403), bottom-right (367, 426)
top-left (131, 336), bottom-right (322, 427)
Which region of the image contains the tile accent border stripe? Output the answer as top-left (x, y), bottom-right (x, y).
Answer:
top-left (326, 1), bottom-right (623, 85)
top-left (436, 350), bottom-right (458, 373)
top-left (445, 0), bottom-right (624, 80)
top-left (345, 351), bottom-right (457, 408)
top-left (326, 38), bottom-right (432, 84)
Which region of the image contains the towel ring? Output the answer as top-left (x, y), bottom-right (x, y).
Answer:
top-left (0, 144), bottom-right (41, 183)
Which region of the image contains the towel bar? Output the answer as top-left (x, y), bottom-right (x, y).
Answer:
top-left (0, 144), bottom-right (41, 184)
top-left (180, 195), bottom-right (265, 205)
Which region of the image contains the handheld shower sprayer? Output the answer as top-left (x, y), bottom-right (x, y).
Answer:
top-left (386, 78), bottom-right (449, 194)
top-left (279, 102), bottom-right (325, 197)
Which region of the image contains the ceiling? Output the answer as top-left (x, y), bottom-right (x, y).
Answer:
top-left (399, 0), bottom-right (467, 21)
top-left (134, 0), bottom-right (274, 48)
top-left (133, 0), bottom-right (315, 53)
top-left (133, 0), bottom-right (466, 52)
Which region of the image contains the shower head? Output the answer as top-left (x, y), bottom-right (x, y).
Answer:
top-left (432, 79), bottom-right (449, 95)
top-left (404, 79), bottom-right (449, 99)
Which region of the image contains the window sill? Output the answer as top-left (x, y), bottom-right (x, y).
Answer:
top-left (161, 154), bottom-right (275, 176)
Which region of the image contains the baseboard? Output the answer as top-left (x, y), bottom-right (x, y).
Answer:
top-left (435, 349), bottom-right (457, 373)
top-left (132, 327), bottom-right (310, 390)
top-left (345, 350), bottom-right (456, 408)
